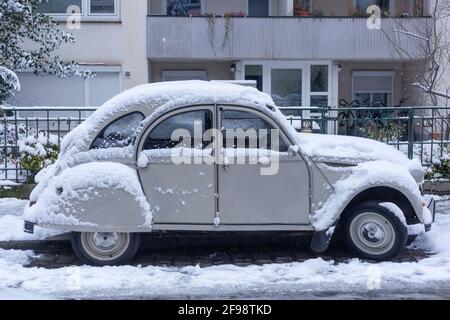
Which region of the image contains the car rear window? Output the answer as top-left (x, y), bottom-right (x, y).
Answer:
top-left (90, 112), bottom-right (144, 149)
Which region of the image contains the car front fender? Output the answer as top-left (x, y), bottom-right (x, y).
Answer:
top-left (311, 161), bottom-right (426, 231)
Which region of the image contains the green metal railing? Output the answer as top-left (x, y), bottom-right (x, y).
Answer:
top-left (1, 105), bottom-right (449, 182)
top-left (279, 106), bottom-right (450, 165)
top-left (0, 106), bottom-right (97, 182)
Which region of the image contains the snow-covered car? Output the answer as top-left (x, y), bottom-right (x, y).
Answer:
top-left (23, 81), bottom-right (434, 265)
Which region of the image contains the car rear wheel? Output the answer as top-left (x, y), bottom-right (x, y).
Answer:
top-left (71, 232), bottom-right (141, 266)
top-left (342, 201), bottom-right (408, 261)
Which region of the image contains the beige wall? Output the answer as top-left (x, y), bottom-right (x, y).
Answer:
top-left (150, 61), bottom-right (234, 82)
top-left (55, 0), bottom-right (148, 89)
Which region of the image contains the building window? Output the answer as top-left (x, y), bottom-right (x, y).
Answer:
top-left (37, 0), bottom-right (119, 19)
top-left (355, 0), bottom-right (391, 14)
top-left (167, 0), bottom-right (201, 16)
top-left (248, 0), bottom-right (270, 17)
top-left (352, 71), bottom-right (394, 107)
top-left (37, 0), bottom-right (82, 14)
top-left (162, 70), bottom-right (207, 81)
top-left (90, 0), bottom-right (115, 14)
top-left (245, 65), bottom-right (263, 92)
top-left (270, 69), bottom-right (302, 107)
top-left (310, 65), bottom-right (329, 107)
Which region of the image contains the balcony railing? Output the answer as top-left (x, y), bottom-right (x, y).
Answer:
top-left (147, 16), bottom-right (431, 60)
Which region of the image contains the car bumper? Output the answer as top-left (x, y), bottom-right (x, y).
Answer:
top-left (424, 197), bottom-right (436, 232)
top-left (24, 221), bottom-right (35, 234)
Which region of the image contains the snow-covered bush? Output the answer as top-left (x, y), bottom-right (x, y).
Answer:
top-left (19, 132), bottom-right (59, 181)
top-left (360, 121), bottom-right (407, 143)
top-left (426, 157), bottom-right (450, 180)
top-left (0, 66), bottom-right (20, 102)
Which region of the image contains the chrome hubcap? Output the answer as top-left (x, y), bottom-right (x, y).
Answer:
top-left (92, 232), bottom-right (120, 249)
top-left (349, 212), bottom-right (395, 256)
top-left (81, 232), bottom-right (131, 262)
top-left (361, 222), bottom-right (385, 244)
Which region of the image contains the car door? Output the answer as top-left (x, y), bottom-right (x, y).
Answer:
top-left (218, 106), bottom-right (310, 225)
top-left (136, 106), bottom-right (216, 225)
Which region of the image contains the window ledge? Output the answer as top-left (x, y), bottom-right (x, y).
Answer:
top-left (51, 16), bottom-right (122, 23)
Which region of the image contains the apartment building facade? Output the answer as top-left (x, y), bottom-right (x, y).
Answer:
top-left (10, 0), bottom-right (432, 110)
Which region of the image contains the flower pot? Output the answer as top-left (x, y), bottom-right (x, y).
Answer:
top-left (295, 9), bottom-right (311, 16)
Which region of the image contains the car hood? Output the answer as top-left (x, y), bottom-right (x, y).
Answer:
top-left (295, 133), bottom-right (425, 183)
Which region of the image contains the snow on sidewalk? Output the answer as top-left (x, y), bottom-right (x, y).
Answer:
top-left (0, 198), bottom-right (62, 241)
top-left (0, 197), bottom-right (450, 299)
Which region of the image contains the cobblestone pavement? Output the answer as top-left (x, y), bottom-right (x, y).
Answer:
top-left (0, 231), bottom-right (430, 269)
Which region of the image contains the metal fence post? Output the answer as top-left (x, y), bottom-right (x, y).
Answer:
top-left (407, 108), bottom-right (414, 159)
top-left (321, 107), bottom-right (326, 134)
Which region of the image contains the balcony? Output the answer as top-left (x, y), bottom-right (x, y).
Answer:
top-left (147, 16), bottom-right (431, 61)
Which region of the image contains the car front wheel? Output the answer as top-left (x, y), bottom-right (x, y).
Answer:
top-left (71, 232), bottom-right (141, 266)
top-left (342, 201), bottom-right (408, 261)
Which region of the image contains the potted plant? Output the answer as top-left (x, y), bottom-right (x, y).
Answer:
top-left (294, 1), bottom-right (311, 16)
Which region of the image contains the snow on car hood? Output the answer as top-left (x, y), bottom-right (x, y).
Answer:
top-left (295, 133), bottom-right (424, 183)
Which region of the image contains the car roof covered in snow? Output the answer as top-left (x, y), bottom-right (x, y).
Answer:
top-left (96, 80), bottom-right (275, 117)
top-left (58, 80), bottom-right (279, 158)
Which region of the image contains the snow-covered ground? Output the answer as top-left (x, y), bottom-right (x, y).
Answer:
top-left (1, 197), bottom-right (450, 299)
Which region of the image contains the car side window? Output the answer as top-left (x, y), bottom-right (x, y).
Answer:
top-left (143, 110), bottom-right (213, 150)
top-left (91, 112), bottom-right (144, 149)
top-left (221, 110), bottom-right (289, 152)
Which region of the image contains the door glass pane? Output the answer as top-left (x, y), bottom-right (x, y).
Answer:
top-left (245, 65), bottom-right (263, 91)
top-left (37, 0), bottom-right (82, 13)
top-left (354, 93), bottom-right (371, 107)
top-left (310, 65), bottom-right (328, 92)
top-left (356, 0), bottom-right (390, 13)
top-left (372, 93), bottom-right (390, 107)
top-left (271, 69), bottom-right (302, 107)
top-left (310, 95), bottom-right (328, 107)
top-left (167, 0), bottom-right (201, 16)
top-left (248, 0), bottom-right (269, 16)
top-left (144, 110), bottom-right (212, 150)
top-left (90, 0), bottom-right (115, 14)
top-left (91, 112), bottom-right (144, 149)
top-left (221, 110), bottom-right (288, 152)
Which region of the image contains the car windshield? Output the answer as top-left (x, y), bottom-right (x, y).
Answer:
top-left (91, 112), bottom-right (144, 149)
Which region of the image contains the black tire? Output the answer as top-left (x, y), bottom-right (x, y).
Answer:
top-left (342, 201), bottom-right (408, 261)
top-left (71, 232), bottom-right (141, 266)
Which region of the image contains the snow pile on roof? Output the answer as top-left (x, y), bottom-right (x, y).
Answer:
top-left (24, 162), bottom-right (152, 227)
top-left (311, 160), bottom-right (423, 231)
